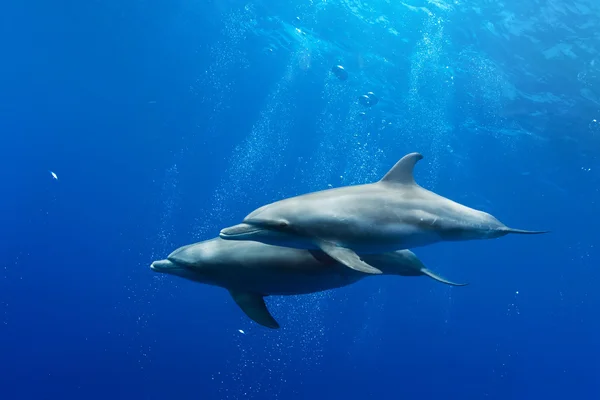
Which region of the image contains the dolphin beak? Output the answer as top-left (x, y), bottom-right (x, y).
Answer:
top-left (150, 259), bottom-right (177, 271)
top-left (219, 223), bottom-right (263, 239)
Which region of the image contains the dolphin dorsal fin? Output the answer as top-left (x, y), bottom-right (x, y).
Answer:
top-left (379, 152), bottom-right (423, 185)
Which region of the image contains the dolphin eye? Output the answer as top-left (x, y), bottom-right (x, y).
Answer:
top-left (261, 219), bottom-right (290, 230)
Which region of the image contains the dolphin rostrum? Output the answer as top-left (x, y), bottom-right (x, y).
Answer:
top-left (219, 152), bottom-right (547, 275)
top-left (150, 237), bottom-right (467, 329)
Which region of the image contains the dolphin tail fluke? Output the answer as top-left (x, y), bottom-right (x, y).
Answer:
top-left (421, 268), bottom-right (469, 287)
top-left (503, 228), bottom-right (549, 235)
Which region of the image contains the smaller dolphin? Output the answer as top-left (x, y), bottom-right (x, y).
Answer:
top-left (151, 238), bottom-right (466, 329)
top-left (219, 152), bottom-right (547, 275)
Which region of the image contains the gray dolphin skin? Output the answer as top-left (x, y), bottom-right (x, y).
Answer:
top-left (219, 152), bottom-right (547, 275)
top-left (150, 237), bottom-right (466, 329)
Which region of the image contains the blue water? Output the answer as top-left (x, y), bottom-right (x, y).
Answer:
top-left (1, 0), bottom-right (599, 399)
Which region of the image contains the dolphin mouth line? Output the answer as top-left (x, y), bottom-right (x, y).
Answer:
top-left (151, 259), bottom-right (189, 272)
top-left (219, 222), bottom-right (265, 238)
top-left (150, 260), bottom-right (174, 271)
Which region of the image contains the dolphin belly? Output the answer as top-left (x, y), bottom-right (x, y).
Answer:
top-left (222, 268), bottom-right (363, 296)
top-left (327, 229), bottom-right (443, 254)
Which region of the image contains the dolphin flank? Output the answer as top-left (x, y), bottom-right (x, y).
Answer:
top-left (219, 152), bottom-right (548, 274)
top-left (151, 237), bottom-right (467, 329)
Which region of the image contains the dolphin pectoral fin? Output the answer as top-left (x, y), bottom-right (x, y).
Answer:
top-left (421, 268), bottom-right (468, 287)
top-left (316, 240), bottom-right (383, 275)
top-left (229, 290), bottom-right (280, 329)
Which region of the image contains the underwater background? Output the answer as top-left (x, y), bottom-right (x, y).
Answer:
top-left (1, 0), bottom-right (599, 399)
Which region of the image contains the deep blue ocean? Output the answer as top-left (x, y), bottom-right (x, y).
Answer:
top-left (1, 0), bottom-right (599, 399)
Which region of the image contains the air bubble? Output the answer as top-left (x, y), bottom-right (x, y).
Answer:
top-left (589, 118), bottom-right (600, 134)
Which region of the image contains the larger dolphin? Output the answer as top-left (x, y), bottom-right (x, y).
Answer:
top-left (150, 237), bottom-right (466, 329)
top-left (219, 152), bottom-right (547, 275)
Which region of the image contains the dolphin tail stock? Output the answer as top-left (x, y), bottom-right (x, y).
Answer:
top-left (377, 250), bottom-right (468, 286)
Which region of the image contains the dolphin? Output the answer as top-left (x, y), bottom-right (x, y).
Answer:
top-left (150, 237), bottom-right (466, 329)
top-left (219, 152), bottom-right (547, 275)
